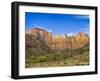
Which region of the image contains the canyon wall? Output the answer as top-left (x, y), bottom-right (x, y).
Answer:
top-left (26, 28), bottom-right (89, 49)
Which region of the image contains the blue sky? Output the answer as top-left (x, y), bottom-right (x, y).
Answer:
top-left (25, 12), bottom-right (89, 36)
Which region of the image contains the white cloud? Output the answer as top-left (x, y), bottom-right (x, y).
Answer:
top-left (47, 29), bottom-right (52, 33)
top-left (67, 32), bottom-right (76, 36)
top-left (79, 27), bottom-right (89, 35)
top-left (74, 15), bottom-right (89, 19)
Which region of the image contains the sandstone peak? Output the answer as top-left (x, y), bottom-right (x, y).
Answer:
top-left (26, 28), bottom-right (89, 49)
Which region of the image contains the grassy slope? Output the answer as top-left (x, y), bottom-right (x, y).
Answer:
top-left (25, 44), bottom-right (89, 68)
top-left (25, 34), bottom-right (53, 59)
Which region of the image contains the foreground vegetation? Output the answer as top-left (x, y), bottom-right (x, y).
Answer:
top-left (25, 45), bottom-right (89, 68)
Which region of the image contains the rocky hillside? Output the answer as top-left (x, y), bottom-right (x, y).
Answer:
top-left (25, 34), bottom-right (54, 58)
top-left (26, 28), bottom-right (89, 50)
top-left (25, 28), bottom-right (89, 67)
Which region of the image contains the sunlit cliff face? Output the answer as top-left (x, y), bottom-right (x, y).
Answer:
top-left (26, 28), bottom-right (89, 49)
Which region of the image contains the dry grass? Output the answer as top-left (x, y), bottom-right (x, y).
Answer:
top-left (25, 46), bottom-right (89, 68)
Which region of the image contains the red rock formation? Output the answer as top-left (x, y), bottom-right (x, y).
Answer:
top-left (26, 28), bottom-right (89, 49)
top-left (26, 28), bottom-right (52, 46)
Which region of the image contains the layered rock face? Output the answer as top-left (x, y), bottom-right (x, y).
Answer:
top-left (51, 32), bottom-right (89, 49)
top-left (26, 28), bottom-right (52, 46)
top-left (26, 28), bottom-right (89, 49)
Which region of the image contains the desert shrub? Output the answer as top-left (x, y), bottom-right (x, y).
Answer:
top-left (26, 53), bottom-right (58, 63)
top-left (25, 45), bottom-right (89, 68)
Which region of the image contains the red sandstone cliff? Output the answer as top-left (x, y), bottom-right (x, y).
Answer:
top-left (26, 28), bottom-right (89, 49)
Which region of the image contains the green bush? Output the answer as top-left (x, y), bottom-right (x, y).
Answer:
top-left (25, 45), bottom-right (89, 68)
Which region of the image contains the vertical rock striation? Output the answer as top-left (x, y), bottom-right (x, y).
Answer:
top-left (26, 28), bottom-right (89, 49)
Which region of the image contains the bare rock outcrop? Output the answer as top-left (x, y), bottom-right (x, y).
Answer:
top-left (26, 28), bottom-right (89, 49)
